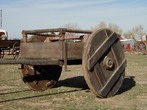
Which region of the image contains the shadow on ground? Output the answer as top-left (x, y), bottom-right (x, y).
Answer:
top-left (0, 76), bottom-right (89, 104)
top-left (0, 89), bottom-right (32, 96)
top-left (117, 76), bottom-right (136, 95)
top-left (0, 76), bottom-right (135, 103)
top-left (0, 89), bottom-right (81, 103)
top-left (56, 75), bottom-right (136, 96)
top-left (55, 76), bottom-right (89, 90)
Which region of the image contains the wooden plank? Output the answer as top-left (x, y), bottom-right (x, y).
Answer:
top-left (19, 42), bottom-right (63, 59)
top-left (66, 42), bottom-right (83, 60)
top-left (0, 58), bottom-right (63, 65)
top-left (99, 59), bottom-right (127, 97)
top-left (94, 63), bottom-right (106, 87)
top-left (88, 32), bottom-right (118, 70)
top-left (19, 41), bottom-right (83, 62)
top-left (22, 28), bottom-right (93, 35)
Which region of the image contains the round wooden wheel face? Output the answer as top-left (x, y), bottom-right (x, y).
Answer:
top-left (82, 28), bottom-right (127, 98)
top-left (21, 65), bottom-right (62, 91)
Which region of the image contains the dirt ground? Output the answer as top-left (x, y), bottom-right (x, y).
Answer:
top-left (0, 53), bottom-right (147, 110)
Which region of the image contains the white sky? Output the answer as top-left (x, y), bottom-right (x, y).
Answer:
top-left (0, 0), bottom-right (147, 39)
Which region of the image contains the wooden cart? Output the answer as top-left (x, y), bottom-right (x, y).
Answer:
top-left (0, 40), bottom-right (20, 58)
top-left (0, 28), bottom-right (126, 98)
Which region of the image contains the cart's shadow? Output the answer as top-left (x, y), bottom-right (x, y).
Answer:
top-left (0, 76), bottom-right (87, 104)
top-left (117, 76), bottom-right (136, 95)
top-left (0, 76), bottom-right (135, 103)
top-left (0, 89), bottom-right (32, 96)
top-left (0, 89), bottom-right (80, 103)
top-left (55, 76), bottom-right (89, 91)
top-left (55, 75), bottom-right (136, 95)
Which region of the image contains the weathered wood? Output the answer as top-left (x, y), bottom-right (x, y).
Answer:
top-left (19, 42), bottom-right (63, 59)
top-left (22, 28), bottom-right (93, 35)
top-left (19, 42), bottom-right (83, 60)
top-left (82, 28), bottom-right (126, 98)
top-left (88, 32), bottom-right (117, 70)
top-left (63, 42), bottom-right (67, 70)
top-left (0, 58), bottom-right (63, 65)
top-left (21, 65), bottom-right (62, 91)
top-left (0, 27), bottom-right (127, 98)
top-left (99, 59), bottom-right (126, 96)
top-left (28, 33), bottom-right (56, 37)
top-left (22, 32), bottom-right (27, 43)
top-left (66, 42), bottom-right (83, 59)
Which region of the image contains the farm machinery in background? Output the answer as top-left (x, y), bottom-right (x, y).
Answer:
top-left (120, 34), bottom-right (147, 54)
top-left (134, 34), bottom-right (147, 54)
top-left (0, 28), bottom-right (127, 98)
top-left (0, 29), bottom-right (20, 58)
top-left (0, 10), bottom-right (20, 58)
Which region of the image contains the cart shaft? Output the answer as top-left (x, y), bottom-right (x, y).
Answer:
top-left (0, 58), bottom-right (63, 65)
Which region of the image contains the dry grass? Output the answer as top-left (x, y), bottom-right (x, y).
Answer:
top-left (0, 53), bottom-right (147, 110)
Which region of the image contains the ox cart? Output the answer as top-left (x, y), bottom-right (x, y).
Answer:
top-left (0, 28), bottom-right (126, 98)
top-left (0, 40), bottom-right (20, 58)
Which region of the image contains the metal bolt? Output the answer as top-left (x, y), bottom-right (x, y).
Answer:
top-left (103, 56), bottom-right (114, 69)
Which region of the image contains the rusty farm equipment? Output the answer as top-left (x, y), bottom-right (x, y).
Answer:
top-left (0, 29), bottom-right (20, 59)
top-left (0, 28), bottom-right (127, 98)
top-left (0, 40), bottom-right (20, 58)
top-left (132, 34), bottom-right (147, 54)
top-left (134, 41), bottom-right (147, 54)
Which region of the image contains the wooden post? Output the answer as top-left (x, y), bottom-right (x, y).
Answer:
top-left (22, 32), bottom-right (27, 43)
top-left (63, 41), bottom-right (67, 71)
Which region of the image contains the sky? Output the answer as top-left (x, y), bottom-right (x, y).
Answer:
top-left (0, 0), bottom-right (147, 39)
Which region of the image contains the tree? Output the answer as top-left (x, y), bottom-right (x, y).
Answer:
top-left (124, 24), bottom-right (145, 40)
top-left (132, 24), bottom-right (144, 40)
top-left (63, 23), bottom-right (80, 29)
top-left (93, 22), bottom-right (123, 35)
top-left (124, 30), bottom-right (134, 39)
top-left (94, 21), bottom-right (107, 30)
top-left (108, 23), bottom-right (123, 34)
top-left (62, 23), bottom-right (81, 36)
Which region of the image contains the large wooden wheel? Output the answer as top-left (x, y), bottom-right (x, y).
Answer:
top-left (21, 65), bottom-right (62, 91)
top-left (82, 28), bottom-right (127, 98)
